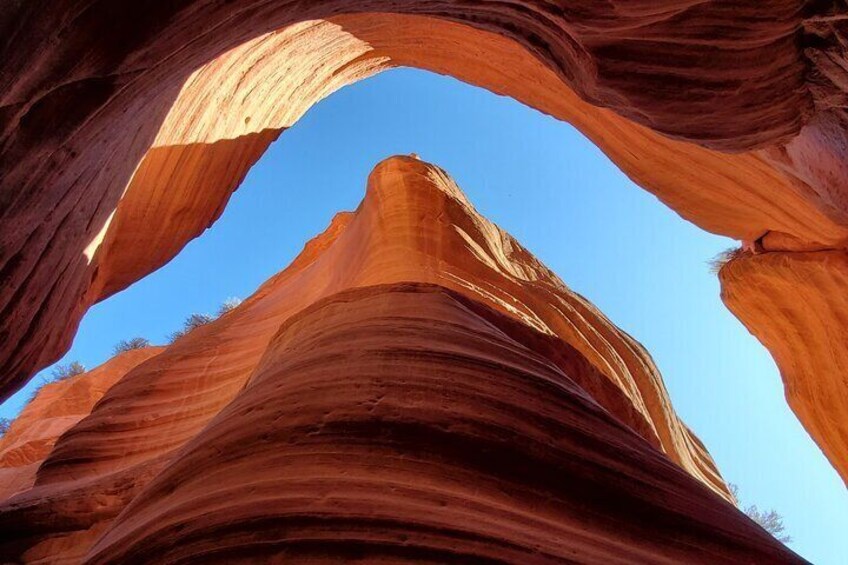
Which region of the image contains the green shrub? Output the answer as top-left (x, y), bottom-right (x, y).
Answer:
top-left (51, 361), bottom-right (86, 382)
top-left (113, 337), bottom-right (151, 355)
top-left (168, 313), bottom-right (215, 343)
top-left (729, 484), bottom-right (791, 544)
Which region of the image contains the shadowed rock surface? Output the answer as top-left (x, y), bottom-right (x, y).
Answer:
top-left (0, 157), bottom-right (801, 563)
top-left (1, 4), bottom-right (848, 491)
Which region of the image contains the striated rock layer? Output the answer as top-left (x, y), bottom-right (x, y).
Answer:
top-left (87, 284), bottom-right (799, 564)
top-left (0, 348), bottom-right (162, 501)
top-left (2, 4), bottom-right (848, 491)
top-left (720, 251), bottom-right (848, 485)
top-left (0, 157), bottom-right (801, 563)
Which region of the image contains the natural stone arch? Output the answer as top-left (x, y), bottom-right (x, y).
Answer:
top-left (2, 2), bottom-right (848, 485)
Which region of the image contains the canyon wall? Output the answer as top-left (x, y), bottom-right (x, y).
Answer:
top-left (720, 251), bottom-right (848, 484)
top-left (1, 2), bottom-right (848, 489)
top-left (0, 348), bottom-right (162, 501)
top-left (0, 157), bottom-right (801, 562)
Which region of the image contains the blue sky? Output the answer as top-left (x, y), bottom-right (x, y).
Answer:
top-left (2, 68), bottom-right (845, 562)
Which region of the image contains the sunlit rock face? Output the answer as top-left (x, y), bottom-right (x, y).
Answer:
top-left (0, 157), bottom-right (801, 563)
top-left (2, 4), bottom-right (848, 493)
top-left (720, 251), bottom-right (848, 486)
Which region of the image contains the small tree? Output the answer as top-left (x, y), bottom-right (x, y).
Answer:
top-left (217, 297), bottom-right (242, 316)
top-left (167, 298), bottom-right (242, 344)
top-left (746, 506), bottom-right (791, 544)
top-left (167, 329), bottom-right (185, 343)
top-left (729, 484), bottom-right (791, 544)
top-left (0, 417), bottom-right (10, 437)
top-left (185, 313), bottom-right (215, 330)
top-left (51, 361), bottom-right (86, 382)
top-left (25, 361), bottom-right (87, 404)
top-left (113, 337), bottom-right (151, 355)
top-left (708, 247), bottom-right (747, 274)
top-left (168, 313), bottom-right (215, 343)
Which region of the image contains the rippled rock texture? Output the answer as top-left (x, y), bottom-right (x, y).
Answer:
top-left (0, 348), bottom-right (162, 502)
top-left (2, 3), bottom-right (848, 492)
top-left (0, 157), bottom-right (801, 562)
top-left (720, 251), bottom-right (848, 486)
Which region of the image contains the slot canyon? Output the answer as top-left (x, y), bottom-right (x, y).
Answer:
top-left (2, 1), bottom-right (848, 562)
top-left (0, 156), bottom-right (803, 562)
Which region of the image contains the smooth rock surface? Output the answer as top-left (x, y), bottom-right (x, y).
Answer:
top-left (721, 250), bottom-right (848, 487)
top-left (2, 9), bottom-right (848, 471)
top-left (0, 157), bottom-right (802, 562)
top-left (88, 284), bottom-right (801, 564)
top-left (3, 7), bottom-right (848, 492)
top-left (0, 348), bottom-right (162, 501)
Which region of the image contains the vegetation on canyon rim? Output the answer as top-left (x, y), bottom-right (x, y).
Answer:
top-left (24, 361), bottom-right (89, 401)
top-left (167, 298), bottom-right (242, 344)
top-left (5, 299), bottom-right (247, 413)
top-left (50, 361), bottom-right (87, 382)
top-left (708, 247), bottom-right (749, 274)
top-left (730, 484), bottom-right (791, 544)
top-left (1, 297), bottom-right (793, 546)
top-left (113, 337), bottom-right (152, 355)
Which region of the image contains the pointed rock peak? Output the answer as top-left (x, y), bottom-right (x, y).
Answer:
top-left (366, 154), bottom-right (472, 209)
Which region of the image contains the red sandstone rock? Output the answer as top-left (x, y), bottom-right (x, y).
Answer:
top-left (0, 348), bottom-right (162, 502)
top-left (720, 250), bottom-right (848, 487)
top-left (2, 8), bottom-right (848, 494)
top-left (87, 284), bottom-right (800, 564)
top-left (0, 157), bottom-right (801, 562)
top-left (0, 4), bottom-right (846, 378)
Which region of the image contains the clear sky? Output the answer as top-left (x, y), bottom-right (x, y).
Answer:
top-left (2, 68), bottom-right (845, 562)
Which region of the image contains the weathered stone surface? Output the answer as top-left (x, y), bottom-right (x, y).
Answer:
top-left (0, 157), bottom-right (801, 562)
top-left (2, 6), bottom-right (848, 498)
top-left (3, 7), bottom-right (848, 493)
top-left (0, 348), bottom-right (162, 501)
top-left (720, 250), bottom-right (848, 487)
top-left (87, 284), bottom-right (799, 564)
top-left (4, 0), bottom-right (848, 556)
top-left (3, 4), bottom-right (848, 419)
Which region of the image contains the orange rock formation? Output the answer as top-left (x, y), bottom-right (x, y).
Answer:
top-left (1, 4), bottom-right (848, 492)
top-left (0, 349), bottom-right (161, 502)
top-left (0, 157), bottom-right (801, 562)
top-left (720, 251), bottom-right (848, 485)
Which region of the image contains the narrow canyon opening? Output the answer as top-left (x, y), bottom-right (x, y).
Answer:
top-left (4, 5), bottom-right (848, 561)
top-left (2, 66), bottom-right (845, 561)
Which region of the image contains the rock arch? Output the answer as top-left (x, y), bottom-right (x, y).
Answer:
top-left (1, 1), bottom-right (847, 485)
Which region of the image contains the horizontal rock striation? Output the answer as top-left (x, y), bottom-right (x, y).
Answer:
top-left (0, 348), bottom-right (162, 501)
top-left (1, 7), bottom-right (848, 469)
top-left (24, 156), bottom-right (730, 503)
top-left (87, 283), bottom-right (800, 564)
top-left (1, 5), bottom-right (848, 493)
top-left (0, 157), bottom-right (802, 562)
